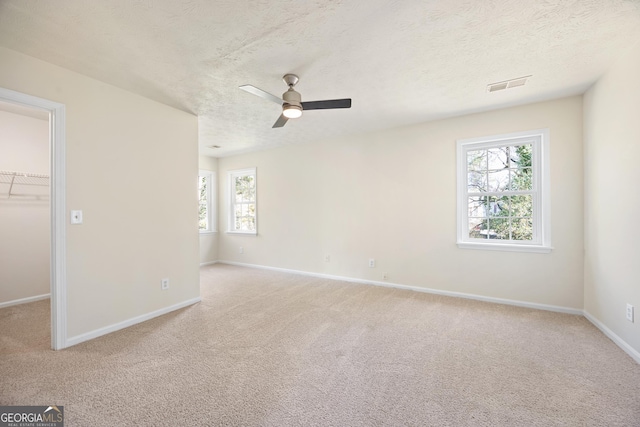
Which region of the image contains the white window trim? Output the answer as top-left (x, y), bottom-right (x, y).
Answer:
top-left (227, 167), bottom-right (257, 235)
top-left (199, 170), bottom-right (216, 234)
top-left (456, 129), bottom-right (551, 253)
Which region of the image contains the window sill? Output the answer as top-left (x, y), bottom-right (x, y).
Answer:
top-left (199, 231), bottom-right (218, 236)
top-left (226, 231), bottom-right (257, 236)
top-left (457, 242), bottom-right (552, 254)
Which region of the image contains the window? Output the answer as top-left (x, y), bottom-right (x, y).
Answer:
top-left (228, 168), bottom-right (257, 234)
top-left (198, 170), bottom-right (216, 233)
top-left (456, 129), bottom-right (550, 253)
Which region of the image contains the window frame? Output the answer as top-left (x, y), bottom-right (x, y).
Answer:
top-left (198, 170), bottom-right (216, 234)
top-left (456, 129), bottom-right (551, 253)
top-left (227, 167), bottom-right (257, 235)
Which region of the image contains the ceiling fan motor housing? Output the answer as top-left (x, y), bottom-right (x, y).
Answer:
top-left (283, 87), bottom-right (302, 108)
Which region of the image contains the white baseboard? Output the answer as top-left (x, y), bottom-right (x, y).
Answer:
top-left (217, 261), bottom-right (583, 315)
top-left (200, 260), bottom-right (219, 267)
top-left (0, 293), bottom-right (50, 309)
top-left (66, 297), bottom-right (202, 348)
top-left (583, 311), bottom-right (640, 364)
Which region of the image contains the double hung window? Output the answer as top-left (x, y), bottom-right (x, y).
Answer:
top-left (456, 129), bottom-right (550, 253)
top-left (228, 168), bottom-right (257, 234)
top-left (198, 170), bottom-right (215, 233)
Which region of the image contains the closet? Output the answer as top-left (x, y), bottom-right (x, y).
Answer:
top-left (0, 103), bottom-right (50, 309)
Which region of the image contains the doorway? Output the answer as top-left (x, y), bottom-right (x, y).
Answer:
top-left (0, 87), bottom-right (66, 350)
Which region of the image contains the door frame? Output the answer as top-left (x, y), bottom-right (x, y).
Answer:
top-left (0, 87), bottom-right (67, 350)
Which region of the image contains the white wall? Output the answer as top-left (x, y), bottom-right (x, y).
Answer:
top-left (584, 42), bottom-right (640, 355)
top-left (218, 96), bottom-right (584, 309)
top-left (0, 110), bottom-right (50, 304)
top-left (0, 47), bottom-right (200, 340)
top-left (199, 155), bottom-right (218, 264)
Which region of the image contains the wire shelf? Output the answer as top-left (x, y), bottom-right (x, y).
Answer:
top-left (0, 170), bottom-right (49, 200)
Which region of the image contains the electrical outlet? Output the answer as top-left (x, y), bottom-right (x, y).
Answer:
top-left (626, 304), bottom-right (634, 322)
top-left (239, 246), bottom-right (244, 254)
top-left (161, 278), bottom-right (169, 290)
top-left (324, 255), bottom-right (330, 262)
top-left (383, 272), bottom-right (388, 280)
top-left (369, 258), bottom-right (375, 268)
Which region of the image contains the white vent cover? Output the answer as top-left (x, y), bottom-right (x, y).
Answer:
top-left (487, 75), bottom-right (532, 92)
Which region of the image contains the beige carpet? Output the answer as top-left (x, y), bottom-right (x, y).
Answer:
top-left (1, 264), bottom-right (639, 426)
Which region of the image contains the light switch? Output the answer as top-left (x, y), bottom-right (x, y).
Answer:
top-left (70, 210), bottom-right (83, 224)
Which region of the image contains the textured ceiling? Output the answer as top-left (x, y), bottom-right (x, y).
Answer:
top-left (1, 0), bottom-right (639, 157)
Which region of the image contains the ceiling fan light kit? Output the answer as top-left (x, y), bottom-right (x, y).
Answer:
top-left (239, 74), bottom-right (352, 128)
top-left (283, 104), bottom-right (302, 119)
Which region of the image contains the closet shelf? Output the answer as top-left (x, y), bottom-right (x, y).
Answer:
top-left (0, 170), bottom-right (49, 199)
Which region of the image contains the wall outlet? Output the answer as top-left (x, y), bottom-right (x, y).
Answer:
top-left (239, 246), bottom-right (244, 254)
top-left (161, 278), bottom-right (169, 290)
top-left (626, 304), bottom-right (634, 322)
top-left (369, 258), bottom-right (375, 268)
top-left (383, 272), bottom-right (388, 280)
top-left (324, 255), bottom-right (330, 262)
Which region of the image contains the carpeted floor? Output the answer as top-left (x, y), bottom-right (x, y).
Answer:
top-left (1, 264), bottom-right (639, 426)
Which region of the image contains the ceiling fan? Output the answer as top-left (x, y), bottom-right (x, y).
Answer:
top-left (239, 74), bottom-right (352, 128)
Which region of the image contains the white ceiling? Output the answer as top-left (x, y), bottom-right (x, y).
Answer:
top-left (1, 0), bottom-right (639, 157)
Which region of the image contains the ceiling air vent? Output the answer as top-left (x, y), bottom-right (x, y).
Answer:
top-left (487, 75), bottom-right (531, 92)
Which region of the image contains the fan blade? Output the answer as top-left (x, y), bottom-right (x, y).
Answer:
top-left (239, 85), bottom-right (282, 105)
top-left (301, 98), bottom-right (351, 110)
top-left (272, 114), bottom-right (288, 128)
